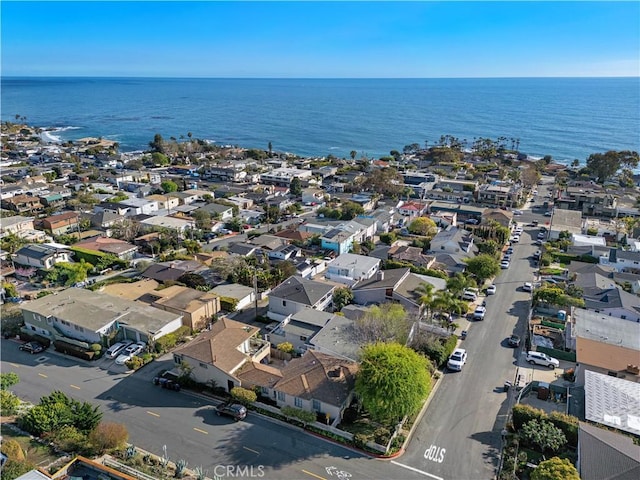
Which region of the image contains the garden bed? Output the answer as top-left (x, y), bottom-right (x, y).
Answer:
top-left (0, 422), bottom-right (64, 468)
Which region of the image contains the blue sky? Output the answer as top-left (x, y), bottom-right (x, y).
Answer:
top-left (2, 1), bottom-right (639, 77)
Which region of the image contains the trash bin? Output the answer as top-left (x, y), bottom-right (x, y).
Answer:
top-left (538, 382), bottom-right (550, 400)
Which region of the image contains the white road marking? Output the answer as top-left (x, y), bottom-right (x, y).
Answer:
top-left (390, 461), bottom-right (444, 480)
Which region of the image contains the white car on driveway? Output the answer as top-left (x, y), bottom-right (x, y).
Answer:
top-left (105, 341), bottom-right (132, 359)
top-left (115, 341), bottom-right (146, 365)
top-left (526, 351), bottom-right (559, 369)
top-left (447, 348), bottom-right (467, 372)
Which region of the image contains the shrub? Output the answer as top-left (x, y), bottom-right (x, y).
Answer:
top-left (276, 342), bottom-right (295, 354)
top-left (1, 372), bottom-right (20, 390)
top-left (125, 356), bottom-right (144, 370)
top-left (89, 422), bottom-right (129, 453)
top-left (155, 334), bottom-right (177, 353)
top-left (44, 425), bottom-right (88, 453)
top-left (1, 439), bottom-right (25, 462)
top-left (531, 456), bottom-right (580, 480)
top-left (520, 419), bottom-right (567, 453)
top-left (281, 406), bottom-right (317, 426)
top-left (1, 459), bottom-right (35, 479)
top-left (230, 386), bottom-right (257, 405)
top-left (548, 411), bottom-right (579, 447)
top-left (0, 389), bottom-right (20, 416)
top-left (353, 433), bottom-right (369, 448)
top-left (512, 404), bottom-right (546, 431)
top-left (90, 343), bottom-right (102, 352)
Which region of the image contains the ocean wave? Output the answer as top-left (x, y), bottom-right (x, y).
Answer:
top-left (40, 131), bottom-right (62, 143)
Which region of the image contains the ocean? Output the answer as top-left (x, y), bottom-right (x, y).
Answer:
top-left (1, 77), bottom-right (638, 165)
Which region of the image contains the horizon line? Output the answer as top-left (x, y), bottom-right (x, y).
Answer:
top-left (2, 75), bottom-right (639, 80)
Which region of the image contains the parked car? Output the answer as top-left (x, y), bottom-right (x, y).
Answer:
top-left (115, 341), bottom-right (146, 365)
top-left (537, 232), bottom-right (546, 240)
top-left (544, 211), bottom-right (553, 217)
top-left (447, 348), bottom-right (467, 372)
top-left (500, 260), bottom-right (510, 269)
top-left (522, 282), bottom-right (533, 292)
top-left (526, 351), bottom-right (560, 369)
top-left (19, 341), bottom-right (46, 354)
top-left (533, 250), bottom-right (541, 259)
top-left (152, 377), bottom-right (181, 391)
top-left (105, 341), bottom-right (132, 359)
top-left (512, 210), bottom-right (523, 215)
top-left (462, 289), bottom-right (478, 301)
top-left (472, 306), bottom-right (486, 320)
top-left (510, 236), bottom-right (520, 243)
top-left (486, 284), bottom-right (497, 295)
top-left (215, 402), bottom-right (247, 421)
top-left (508, 335), bottom-right (521, 348)
top-left (465, 218), bottom-right (479, 225)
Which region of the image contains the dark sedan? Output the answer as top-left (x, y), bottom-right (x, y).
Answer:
top-left (18, 342), bottom-right (47, 354)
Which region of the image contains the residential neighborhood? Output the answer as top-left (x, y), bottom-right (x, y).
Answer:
top-left (2, 123), bottom-right (639, 480)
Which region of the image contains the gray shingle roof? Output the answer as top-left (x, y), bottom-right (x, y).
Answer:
top-left (578, 422), bottom-right (640, 480)
top-left (270, 276), bottom-right (335, 306)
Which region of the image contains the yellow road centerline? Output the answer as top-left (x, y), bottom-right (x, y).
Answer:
top-left (38, 373), bottom-right (48, 378)
top-left (146, 411), bottom-right (160, 417)
top-left (301, 470), bottom-right (326, 480)
top-left (69, 384), bottom-right (80, 390)
top-left (243, 446), bottom-right (259, 455)
top-left (193, 427), bottom-right (208, 435)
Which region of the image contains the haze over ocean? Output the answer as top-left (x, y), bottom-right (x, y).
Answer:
top-left (1, 77), bottom-right (638, 165)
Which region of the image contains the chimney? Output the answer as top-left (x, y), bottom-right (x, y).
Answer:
top-left (376, 270), bottom-right (384, 281)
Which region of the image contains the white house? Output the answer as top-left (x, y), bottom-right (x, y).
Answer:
top-left (430, 226), bottom-right (474, 255)
top-left (325, 253), bottom-right (380, 286)
top-left (14, 244), bottom-right (73, 270)
top-left (268, 276), bottom-right (335, 321)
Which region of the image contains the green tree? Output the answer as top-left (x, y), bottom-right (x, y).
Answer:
top-left (531, 457), bottom-right (579, 480)
top-left (356, 342), bottom-right (432, 423)
top-left (3, 282), bottom-right (19, 298)
top-left (161, 180), bottom-right (178, 193)
top-left (446, 272), bottom-right (476, 297)
top-left (289, 177), bottom-right (303, 196)
top-left (586, 150), bottom-right (639, 183)
top-left (379, 232), bottom-right (397, 245)
top-left (281, 406), bottom-right (317, 426)
top-left (520, 419), bottom-right (567, 453)
top-left (149, 133), bottom-right (165, 153)
top-left (353, 303), bottom-right (412, 344)
top-left (476, 240), bottom-right (500, 257)
top-left (277, 342), bottom-right (295, 354)
top-left (464, 254), bottom-right (501, 284)
top-left (408, 217), bottom-right (438, 237)
top-left (1, 372), bottom-right (19, 390)
top-left (1, 233), bottom-right (26, 254)
top-left (333, 287), bottom-right (354, 311)
top-left (340, 201), bottom-right (365, 220)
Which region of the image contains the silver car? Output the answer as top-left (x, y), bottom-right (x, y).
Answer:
top-left (526, 351), bottom-right (559, 369)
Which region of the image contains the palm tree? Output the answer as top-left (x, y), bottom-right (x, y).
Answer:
top-left (416, 282), bottom-right (435, 320)
top-left (446, 272), bottom-right (475, 297)
top-left (432, 290), bottom-right (469, 324)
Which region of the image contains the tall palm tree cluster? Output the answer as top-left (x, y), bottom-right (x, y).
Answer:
top-left (417, 272), bottom-right (476, 325)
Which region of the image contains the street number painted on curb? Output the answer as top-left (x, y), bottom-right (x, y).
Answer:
top-left (326, 466), bottom-right (352, 479)
top-left (424, 444), bottom-right (446, 463)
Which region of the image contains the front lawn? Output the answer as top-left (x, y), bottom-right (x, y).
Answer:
top-left (0, 423), bottom-right (61, 467)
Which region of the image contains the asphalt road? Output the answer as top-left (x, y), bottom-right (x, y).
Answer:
top-left (395, 188), bottom-right (550, 480)
top-left (1, 341), bottom-right (426, 480)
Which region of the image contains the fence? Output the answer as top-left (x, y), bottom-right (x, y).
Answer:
top-left (102, 458), bottom-right (159, 480)
top-left (537, 346), bottom-right (576, 362)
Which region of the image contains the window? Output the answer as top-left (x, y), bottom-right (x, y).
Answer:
top-left (282, 300), bottom-right (287, 307)
top-left (300, 336), bottom-right (308, 341)
top-left (294, 397), bottom-right (303, 408)
top-left (199, 362), bottom-right (208, 369)
top-left (261, 387), bottom-right (269, 395)
top-left (277, 391), bottom-right (285, 401)
top-left (621, 315), bottom-right (627, 320)
top-left (173, 354), bottom-right (182, 364)
top-left (312, 399), bottom-right (321, 411)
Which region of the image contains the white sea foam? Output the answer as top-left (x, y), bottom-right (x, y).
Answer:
top-left (40, 131), bottom-right (61, 144)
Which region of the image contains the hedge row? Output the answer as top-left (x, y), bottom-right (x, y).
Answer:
top-left (512, 404), bottom-right (578, 447)
top-left (53, 340), bottom-right (95, 361)
top-left (154, 326), bottom-right (192, 353)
